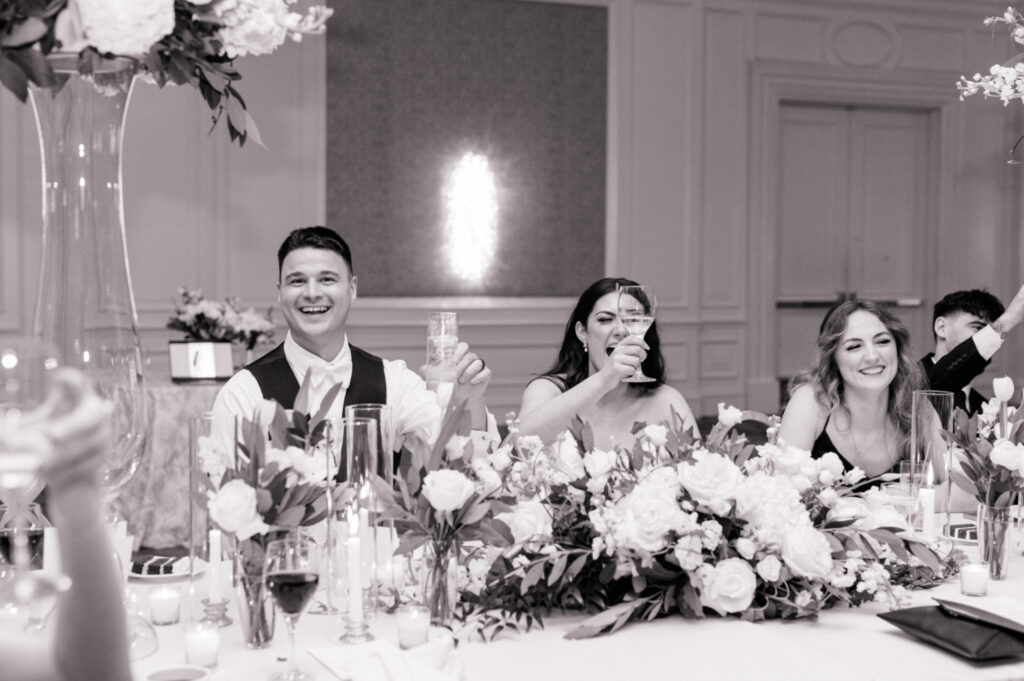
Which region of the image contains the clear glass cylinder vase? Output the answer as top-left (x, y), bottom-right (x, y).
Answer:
top-left (978, 504), bottom-right (1011, 581)
top-left (28, 54), bottom-right (147, 503)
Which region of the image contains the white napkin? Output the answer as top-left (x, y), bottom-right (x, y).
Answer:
top-left (308, 630), bottom-right (464, 681)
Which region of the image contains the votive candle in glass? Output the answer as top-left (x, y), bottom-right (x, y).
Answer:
top-left (396, 604), bottom-right (430, 649)
top-left (184, 622), bottom-right (221, 667)
top-left (960, 563), bottom-right (989, 597)
top-left (149, 585), bottom-right (181, 625)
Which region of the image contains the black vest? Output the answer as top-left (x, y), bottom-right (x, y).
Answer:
top-left (246, 342), bottom-right (387, 410)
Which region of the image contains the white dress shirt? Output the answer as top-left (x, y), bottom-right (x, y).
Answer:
top-left (212, 332), bottom-right (496, 453)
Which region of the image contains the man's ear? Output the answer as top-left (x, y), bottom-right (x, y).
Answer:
top-left (351, 276), bottom-right (358, 301)
top-left (934, 316), bottom-right (948, 341)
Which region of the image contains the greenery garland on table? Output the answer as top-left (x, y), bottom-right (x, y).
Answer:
top-left (455, 407), bottom-right (961, 640)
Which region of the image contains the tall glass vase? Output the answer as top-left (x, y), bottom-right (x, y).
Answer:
top-left (28, 54), bottom-right (148, 510)
top-left (979, 504), bottom-right (1011, 581)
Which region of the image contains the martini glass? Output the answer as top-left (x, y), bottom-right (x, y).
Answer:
top-left (0, 338), bottom-right (69, 613)
top-left (617, 284), bottom-right (657, 383)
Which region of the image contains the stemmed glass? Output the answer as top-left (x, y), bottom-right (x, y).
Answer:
top-left (616, 284), bottom-right (657, 383)
top-left (0, 338), bottom-right (67, 608)
top-left (265, 537), bottom-right (320, 681)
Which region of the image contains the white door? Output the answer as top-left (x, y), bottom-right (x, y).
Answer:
top-left (775, 104), bottom-right (935, 391)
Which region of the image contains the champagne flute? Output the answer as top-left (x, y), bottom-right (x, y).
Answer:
top-left (0, 338), bottom-right (68, 609)
top-left (265, 537), bottom-right (320, 681)
top-left (617, 284), bottom-right (657, 383)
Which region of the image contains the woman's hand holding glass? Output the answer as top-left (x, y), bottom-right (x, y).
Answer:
top-left (602, 335), bottom-right (649, 384)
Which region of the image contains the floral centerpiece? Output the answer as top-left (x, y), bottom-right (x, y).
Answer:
top-left (373, 395), bottom-right (514, 625)
top-left (194, 374), bottom-right (342, 646)
top-left (168, 287), bottom-right (275, 351)
top-left (948, 376), bottom-right (1024, 579)
top-left (0, 0), bottom-right (332, 144)
top-left (461, 404), bottom-right (957, 640)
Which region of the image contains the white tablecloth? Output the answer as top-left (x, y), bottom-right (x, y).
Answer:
top-left (131, 551), bottom-right (1024, 681)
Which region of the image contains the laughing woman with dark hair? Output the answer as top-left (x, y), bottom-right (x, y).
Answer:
top-left (517, 277), bottom-right (696, 447)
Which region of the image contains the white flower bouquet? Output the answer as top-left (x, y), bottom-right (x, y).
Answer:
top-left (167, 287), bottom-right (275, 350)
top-left (462, 409), bottom-right (958, 639)
top-left (0, 0), bottom-right (332, 145)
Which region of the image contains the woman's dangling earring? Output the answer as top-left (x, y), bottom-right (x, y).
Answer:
top-left (583, 341), bottom-right (589, 353)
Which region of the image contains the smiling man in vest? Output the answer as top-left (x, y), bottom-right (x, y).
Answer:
top-left (213, 226), bottom-right (495, 456)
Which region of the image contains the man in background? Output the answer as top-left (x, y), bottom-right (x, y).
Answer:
top-left (921, 286), bottom-right (1024, 414)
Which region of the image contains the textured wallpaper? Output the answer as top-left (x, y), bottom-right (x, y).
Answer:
top-left (326, 0), bottom-right (607, 297)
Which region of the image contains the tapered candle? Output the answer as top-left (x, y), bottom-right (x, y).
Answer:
top-left (918, 488), bottom-right (935, 540)
top-left (347, 517), bottom-right (364, 624)
top-left (208, 529), bottom-right (222, 603)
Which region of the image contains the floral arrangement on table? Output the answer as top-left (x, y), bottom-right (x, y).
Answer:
top-left (458, 404), bottom-right (958, 640)
top-left (194, 374), bottom-right (342, 644)
top-left (373, 395), bottom-right (514, 625)
top-left (167, 287), bottom-right (275, 351)
top-left (948, 376), bottom-right (1024, 577)
top-left (0, 0), bottom-right (332, 145)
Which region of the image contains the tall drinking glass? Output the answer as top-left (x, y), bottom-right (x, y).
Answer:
top-left (616, 285), bottom-right (657, 383)
top-left (339, 416), bottom-right (376, 643)
top-left (910, 390), bottom-right (954, 537)
top-left (0, 338), bottom-right (66, 608)
top-left (264, 537), bottom-right (320, 681)
top-left (425, 311), bottom-right (458, 397)
top-left (344, 403), bottom-right (397, 604)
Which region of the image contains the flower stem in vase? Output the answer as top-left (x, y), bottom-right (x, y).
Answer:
top-left (979, 505), bottom-right (1011, 581)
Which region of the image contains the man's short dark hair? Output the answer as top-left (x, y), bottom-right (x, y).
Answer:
top-left (277, 226), bottom-right (353, 276)
top-left (933, 289), bottom-right (1005, 326)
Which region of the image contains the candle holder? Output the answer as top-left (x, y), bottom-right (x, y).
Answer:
top-left (148, 585), bottom-right (182, 626)
top-left (183, 621), bottom-right (221, 668)
top-left (396, 604), bottom-right (430, 649)
top-left (338, 416), bottom-right (377, 644)
top-left (199, 597), bottom-right (232, 627)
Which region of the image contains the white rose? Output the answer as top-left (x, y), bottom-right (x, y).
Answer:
top-left (498, 500), bottom-right (552, 545)
top-left (699, 558), bottom-right (757, 615)
top-left (678, 451), bottom-right (743, 515)
top-left (617, 483), bottom-right (687, 553)
top-left (208, 479), bottom-right (268, 541)
top-left (583, 448), bottom-right (618, 479)
top-left (471, 458), bottom-right (502, 496)
top-left (990, 439), bottom-right (1024, 473)
top-left (771, 443), bottom-right (814, 477)
top-left (641, 424), bottom-right (669, 447)
top-left (717, 403), bottom-right (743, 429)
top-left (488, 444), bottom-right (513, 472)
top-left (550, 432), bottom-right (585, 482)
top-left (817, 488), bottom-right (838, 508)
top-left (445, 435), bottom-right (471, 461)
top-left (421, 470), bottom-right (476, 512)
top-left (781, 524), bottom-right (833, 580)
top-left (816, 452), bottom-right (845, 479)
top-left (756, 555), bottom-right (782, 582)
top-left (734, 537), bottom-right (757, 560)
top-left (994, 376), bottom-right (1015, 402)
top-left (290, 445), bottom-right (328, 482)
top-left (77, 0), bottom-right (175, 56)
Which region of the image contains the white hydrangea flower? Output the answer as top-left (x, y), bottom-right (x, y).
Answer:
top-left (77, 0), bottom-right (175, 56)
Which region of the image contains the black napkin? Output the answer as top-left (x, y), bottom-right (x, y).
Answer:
top-left (879, 605), bottom-right (1024, 661)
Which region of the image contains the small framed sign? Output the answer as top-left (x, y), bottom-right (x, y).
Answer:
top-left (168, 341), bottom-right (234, 381)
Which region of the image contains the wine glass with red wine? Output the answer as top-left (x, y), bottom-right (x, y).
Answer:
top-left (264, 536), bottom-right (320, 681)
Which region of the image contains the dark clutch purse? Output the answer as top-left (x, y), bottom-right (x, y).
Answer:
top-left (879, 603), bottom-right (1024, 661)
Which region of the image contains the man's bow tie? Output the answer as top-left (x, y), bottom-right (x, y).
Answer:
top-left (308, 357), bottom-right (352, 391)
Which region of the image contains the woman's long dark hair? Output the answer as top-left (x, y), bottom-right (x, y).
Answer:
top-left (539, 277), bottom-right (667, 391)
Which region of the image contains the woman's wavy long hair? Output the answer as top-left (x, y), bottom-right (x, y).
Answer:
top-left (790, 299), bottom-right (925, 456)
top-left (540, 277), bottom-right (667, 392)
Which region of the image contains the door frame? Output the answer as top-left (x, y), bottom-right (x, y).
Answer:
top-left (747, 60), bottom-right (960, 413)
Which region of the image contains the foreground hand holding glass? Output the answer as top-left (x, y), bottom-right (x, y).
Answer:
top-left (265, 536), bottom-right (320, 681)
top-left (0, 338), bottom-right (69, 615)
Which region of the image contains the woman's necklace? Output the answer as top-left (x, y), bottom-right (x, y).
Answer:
top-left (846, 423), bottom-right (892, 468)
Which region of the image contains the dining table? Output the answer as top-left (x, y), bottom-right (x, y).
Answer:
top-left (130, 540), bottom-right (1024, 681)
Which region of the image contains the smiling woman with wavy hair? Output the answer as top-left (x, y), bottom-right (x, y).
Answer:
top-left (778, 299), bottom-right (926, 481)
